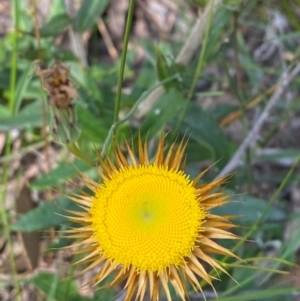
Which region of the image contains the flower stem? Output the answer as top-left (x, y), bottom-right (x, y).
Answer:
top-left (170, 0), bottom-right (215, 141)
top-left (68, 142), bottom-right (94, 166)
top-left (113, 0), bottom-right (136, 143)
top-left (100, 74), bottom-right (178, 159)
top-left (232, 153), bottom-right (300, 253)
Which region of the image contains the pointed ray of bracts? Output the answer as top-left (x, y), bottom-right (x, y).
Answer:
top-left (68, 193), bottom-right (91, 209)
top-left (66, 209), bottom-right (89, 217)
top-left (183, 265), bottom-right (207, 301)
top-left (135, 272), bottom-right (147, 301)
top-left (204, 219), bottom-right (238, 231)
top-left (194, 247), bottom-right (231, 279)
top-left (167, 140), bottom-right (186, 171)
top-left (81, 255), bottom-right (107, 275)
top-left (199, 192), bottom-right (228, 205)
top-left (93, 260), bottom-right (119, 287)
top-left (191, 160), bottom-right (226, 186)
top-left (78, 174), bottom-right (100, 191)
top-left (152, 273), bottom-right (160, 301)
top-left (139, 135), bottom-right (150, 165)
top-left (95, 151), bottom-right (112, 179)
top-left (108, 266), bottom-right (128, 288)
top-left (200, 236), bottom-right (239, 259)
top-left (64, 225), bottom-right (92, 235)
top-left (63, 135), bottom-right (241, 301)
top-left (138, 134), bottom-right (147, 165)
top-left (148, 272), bottom-right (161, 301)
top-left (204, 227), bottom-right (238, 240)
top-left (169, 266), bottom-right (186, 301)
top-left (72, 248), bottom-right (101, 266)
top-left (124, 274), bottom-right (139, 301)
top-left (106, 156), bottom-right (118, 173)
top-left (158, 271), bottom-right (172, 301)
top-left (123, 267), bottom-right (139, 301)
top-left (196, 176), bottom-right (228, 196)
top-left (64, 236), bottom-right (95, 250)
top-left (125, 140), bottom-right (138, 166)
top-left (50, 104), bottom-right (81, 144)
top-left (148, 271), bottom-right (155, 300)
top-left (187, 254), bottom-right (216, 287)
top-left (115, 144), bottom-right (128, 167)
top-left (153, 135), bottom-right (165, 166)
top-left (173, 139), bottom-right (188, 169)
top-left (164, 141), bottom-right (175, 168)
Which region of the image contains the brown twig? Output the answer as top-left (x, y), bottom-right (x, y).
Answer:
top-left (97, 18), bottom-right (118, 61)
top-left (217, 63), bottom-right (300, 178)
top-left (219, 84), bottom-right (277, 127)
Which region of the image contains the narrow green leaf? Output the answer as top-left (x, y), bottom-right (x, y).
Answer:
top-left (30, 272), bottom-right (94, 301)
top-left (11, 197), bottom-right (79, 232)
top-left (75, 0), bottom-right (110, 31)
top-left (156, 46), bottom-right (172, 90)
top-left (255, 149), bottom-right (300, 162)
top-left (216, 287), bottom-right (300, 301)
top-left (139, 88), bottom-right (185, 139)
top-left (213, 194), bottom-right (286, 225)
top-left (177, 103), bottom-right (230, 169)
top-left (40, 13), bottom-right (71, 37)
top-left (30, 159), bottom-right (91, 190)
top-left (14, 66), bottom-right (34, 114)
top-left (185, 140), bottom-right (213, 163)
top-left (0, 100), bottom-right (43, 131)
top-left (78, 108), bottom-right (109, 144)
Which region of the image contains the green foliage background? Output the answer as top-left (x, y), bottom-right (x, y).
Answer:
top-left (1, 0), bottom-right (300, 300)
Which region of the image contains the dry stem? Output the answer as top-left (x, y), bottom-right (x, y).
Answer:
top-left (135, 0), bottom-right (223, 118)
top-left (217, 63), bottom-right (300, 178)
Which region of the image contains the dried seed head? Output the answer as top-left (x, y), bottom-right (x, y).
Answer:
top-left (36, 61), bottom-right (78, 109)
top-left (35, 61), bottom-right (81, 144)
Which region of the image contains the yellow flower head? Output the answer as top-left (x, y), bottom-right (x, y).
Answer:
top-left (66, 136), bottom-right (238, 301)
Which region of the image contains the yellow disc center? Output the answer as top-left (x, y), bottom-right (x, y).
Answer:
top-left (91, 165), bottom-right (204, 272)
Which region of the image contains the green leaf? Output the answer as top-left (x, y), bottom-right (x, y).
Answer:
top-left (216, 287), bottom-right (300, 301)
top-left (0, 68), bottom-right (11, 90)
top-left (203, 8), bottom-right (233, 62)
top-left (75, 0), bottom-right (110, 31)
top-left (213, 194), bottom-right (286, 226)
top-left (11, 197), bottom-right (79, 232)
top-left (14, 65), bottom-right (34, 114)
top-left (40, 13), bottom-right (71, 37)
top-left (30, 159), bottom-right (92, 190)
top-left (177, 103), bottom-right (230, 169)
top-left (185, 140), bottom-right (212, 163)
top-left (78, 108), bottom-right (109, 144)
top-left (0, 100), bottom-right (43, 131)
top-left (156, 46), bottom-right (172, 90)
top-left (30, 272), bottom-right (94, 301)
top-left (254, 149), bottom-right (300, 163)
top-left (139, 88), bottom-right (185, 139)
top-left (0, 104), bottom-right (10, 117)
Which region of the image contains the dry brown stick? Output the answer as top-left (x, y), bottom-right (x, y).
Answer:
top-left (175, 0), bottom-right (222, 65)
top-left (97, 18), bottom-right (118, 61)
top-left (217, 63), bottom-right (300, 179)
top-left (135, 0), bottom-right (223, 118)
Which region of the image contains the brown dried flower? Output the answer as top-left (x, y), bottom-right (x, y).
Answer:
top-left (35, 61), bottom-right (81, 144)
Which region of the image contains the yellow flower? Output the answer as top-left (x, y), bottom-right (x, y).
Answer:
top-left (66, 136), bottom-right (238, 301)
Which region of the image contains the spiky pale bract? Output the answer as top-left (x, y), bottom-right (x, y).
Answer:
top-left (66, 136), bottom-right (238, 301)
